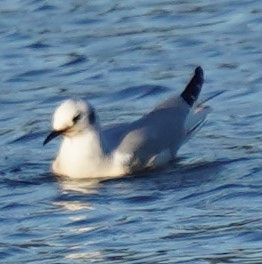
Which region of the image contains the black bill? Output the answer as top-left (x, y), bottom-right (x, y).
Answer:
top-left (43, 130), bottom-right (63, 145)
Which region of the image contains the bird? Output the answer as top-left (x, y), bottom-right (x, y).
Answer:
top-left (44, 66), bottom-right (211, 179)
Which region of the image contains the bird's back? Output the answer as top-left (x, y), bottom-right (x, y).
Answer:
top-left (110, 95), bottom-right (190, 171)
top-left (107, 67), bottom-right (208, 173)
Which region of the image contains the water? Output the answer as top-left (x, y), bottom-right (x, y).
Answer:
top-left (0, 0), bottom-right (261, 263)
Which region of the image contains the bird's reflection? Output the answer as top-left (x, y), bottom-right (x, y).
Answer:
top-left (53, 177), bottom-right (106, 262)
top-left (56, 176), bottom-right (101, 194)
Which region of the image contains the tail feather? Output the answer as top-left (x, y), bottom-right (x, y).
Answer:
top-left (184, 106), bottom-right (211, 141)
top-left (199, 90), bottom-right (225, 105)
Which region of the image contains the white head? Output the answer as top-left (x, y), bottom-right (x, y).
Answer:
top-left (43, 99), bottom-right (97, 145)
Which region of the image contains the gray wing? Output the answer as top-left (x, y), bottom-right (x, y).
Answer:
top-left (116, 95), bottom-right (190, 166)
top-left (104, 67), bottom-right (204, 168)
top-left (102, 123), bottom-right (131, 151)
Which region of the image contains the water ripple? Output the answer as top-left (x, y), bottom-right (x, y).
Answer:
top-left (0, 0), bottom-right (261, 263)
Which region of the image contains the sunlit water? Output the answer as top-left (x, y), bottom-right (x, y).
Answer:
top-left (0, 0), bottom-right (261, 263)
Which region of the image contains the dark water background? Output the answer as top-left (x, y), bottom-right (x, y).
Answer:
top-left (0, 1), bottom-right (261, 263)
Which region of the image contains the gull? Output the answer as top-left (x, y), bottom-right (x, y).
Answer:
top-left (44, 66), bottom-right (211, 179)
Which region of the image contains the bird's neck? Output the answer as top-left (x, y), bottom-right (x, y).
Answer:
top-left (72, 128), bottom-right (107, 160)
top-left (55, 128), bottom-right (128, 178)
top-left (57, 128), bottom-right (106, 173)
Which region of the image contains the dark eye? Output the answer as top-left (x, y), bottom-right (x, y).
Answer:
top-left (73, 113), bottom-right (82, 124)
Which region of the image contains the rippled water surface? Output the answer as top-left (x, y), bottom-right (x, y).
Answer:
top-left (0, 0), bottom-right (261, 263)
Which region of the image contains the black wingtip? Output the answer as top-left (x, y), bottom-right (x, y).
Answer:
top-left (180, 66), bottom-right (204, 107)
top-left (195, 66), bottom-right (203, 77)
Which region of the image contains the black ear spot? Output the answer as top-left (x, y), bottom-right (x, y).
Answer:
top-left (88, 110), bottom-right (96, 125)
top-left (72, 113), bottom-right (82, 124)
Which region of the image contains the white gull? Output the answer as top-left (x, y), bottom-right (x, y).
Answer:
top-left (44, 66), bottom-right (211, 179)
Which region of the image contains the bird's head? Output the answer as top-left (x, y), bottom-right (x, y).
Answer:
top-left (43, 99), bottom-right (97, 145)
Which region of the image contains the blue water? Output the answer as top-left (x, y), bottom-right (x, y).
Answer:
top-left (0, 0), bottom-right (261, 263)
